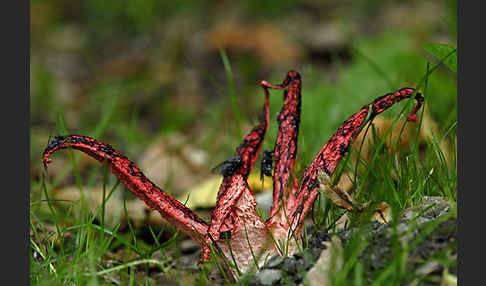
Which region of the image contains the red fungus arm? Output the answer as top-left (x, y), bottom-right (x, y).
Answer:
top-left (202, 88), bottom-right (270, 261)
top-left (234, 91), bottom-right (271, 178)
top-left (288, 88), bottom-right (424, 228)
top-left (42, 135), bottom-right (209, 241)
top-left (260, 71), bottom-right (303, 218)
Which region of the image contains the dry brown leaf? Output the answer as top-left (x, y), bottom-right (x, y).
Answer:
top-left (178, 176), bottom-right (221, 210)
top-left (352, 106), bottom-right (453, 165)
top-left (138, 134), bottom-right (210, 196)
top-left (179, 172), bottom-right (273, 209)
top-left (207, 21), bottom-right (303, 67)
top-left (317, 170), bottom-right (356, 211)
top-left (336, 171), bottom-right (355, 193)
top-left (334, 213), bottom-right (351, 231)
top-left (99, 55), bottom-right (147, 79)
top-left (317, 170), bottom-right (392, 225)
top-left (30, 2), bottom-right (56, 33)
top-left (370, 201), bottom-right (392, 224)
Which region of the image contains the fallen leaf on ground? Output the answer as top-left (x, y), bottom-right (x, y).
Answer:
top-left (317, 170), bottom-right (392, 225)
top-left (138, 134), bottom-right (210, 196)
top-left (352, 106), bottom-right (453, 165)
top-left (317, 170), bottom-right (356, 211)
top-left (370, 201), bottom-right (392, 224)
top-left (207, 21), bottom-right (303, 67)
top-left (178, 172), bottom-right (273, 209)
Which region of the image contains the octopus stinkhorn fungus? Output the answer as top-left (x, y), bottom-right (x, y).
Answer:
top-left (42, 71), bottom-right (423, 277)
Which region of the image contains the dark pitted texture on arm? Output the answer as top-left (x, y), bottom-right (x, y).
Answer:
top-left (42, 135), bottom-right (209, 241)
top-left (259, 71), bottom-right (303, 218)
top-left (287, 88), bottom-right (423, 230)
top-left (41, 72), bottom-right (424, 275)
top-left (203, 89), bottom-right (271, 261)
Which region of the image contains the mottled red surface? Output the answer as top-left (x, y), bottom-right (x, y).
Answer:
top-left (42, 135), bottom-right (209, 241)
top-left (260, 71), bottom-right (302, 218)
top-left (42, 71), bottom-right (423, 276)
top-left (202, 89), bottom-right (270, 262)
top-left (287, 87), bottom-right (423, 231)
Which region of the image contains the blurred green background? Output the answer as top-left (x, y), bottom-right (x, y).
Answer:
top-left (30, 0), bottom-right (457, 201)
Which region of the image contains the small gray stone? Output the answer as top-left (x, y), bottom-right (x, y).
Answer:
top-left (257, 269), bottom-right (282, 286)
top-left (282, 257), bottom-right (298, 274)
top-left (255, 192), bottom-right (274, 213)
top-left (266, 255), bottom-right (284, 269)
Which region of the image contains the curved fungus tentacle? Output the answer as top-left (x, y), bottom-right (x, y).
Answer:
top-left (42, 135), bottom-right (209, 241)
top-left (42, 71), bottom-right (424, 278)
top-left (260, 71), bottom-right (303, 219)
top-left (287, 88), bottom-right (424, 231)
top-left (202, 87), bottom-right (270, 263)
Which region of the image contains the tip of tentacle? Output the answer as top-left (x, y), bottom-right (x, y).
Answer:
top-left (406, 92), bottom-right (424, 123)
top-left (42, 150), bottom-right (53, 171)
top-left (260, 80), bottom-right (273, 89)
top-left (42, 135), bottom-right (67, 169)
top-left (42, 153), bottom-right (53, 171)
top-left (407, 114), bottom-right (417, 122)
top-left (287, 70), bottom-right (301, 79)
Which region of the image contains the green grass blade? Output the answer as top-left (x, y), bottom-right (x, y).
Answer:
top-left (421, 42), bottom-right (457, 73)
top-left (219, 48), bottom-right (242, 139)
top-left (88, 259), bottom-right (167, 276)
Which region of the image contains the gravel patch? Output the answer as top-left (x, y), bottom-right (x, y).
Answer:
top-left (251, 196), bottom-right (456, 285)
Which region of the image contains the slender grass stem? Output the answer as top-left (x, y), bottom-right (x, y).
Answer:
top-left (219, 48), bottom-right (242, 139)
